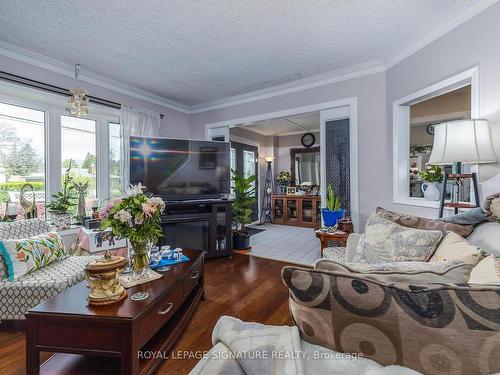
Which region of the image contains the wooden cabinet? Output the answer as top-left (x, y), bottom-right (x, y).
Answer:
top-left (272, 195), bottom-right (321, 228)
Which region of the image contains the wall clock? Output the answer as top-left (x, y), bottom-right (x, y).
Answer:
top-left (426, 124), bottom-right (435, 135)
top-left (301, 133), bottom-right (315, 148)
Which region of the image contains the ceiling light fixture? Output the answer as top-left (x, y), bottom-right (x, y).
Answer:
top-left (68, 64), bottom-right (89, 117)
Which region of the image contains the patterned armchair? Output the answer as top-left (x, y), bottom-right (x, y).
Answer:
top-left (0, 219), bottom-right (97, 321)
top-left (282, 264), bottom-right (500, 375)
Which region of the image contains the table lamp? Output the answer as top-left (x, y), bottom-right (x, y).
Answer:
top-left (428, 119), bottom-right (497, 217)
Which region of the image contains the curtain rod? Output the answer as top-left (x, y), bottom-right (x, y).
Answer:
top-left (0, 71), bottom-right (164, 119)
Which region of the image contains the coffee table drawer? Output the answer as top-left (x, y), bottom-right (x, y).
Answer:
top-left (139, 285), bottom-right (183, 345)
top-left (184, 258), bottom-right (203, 296)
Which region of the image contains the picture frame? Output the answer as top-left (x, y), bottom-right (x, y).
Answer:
top-left (286, 186), bottom-right (297, 195)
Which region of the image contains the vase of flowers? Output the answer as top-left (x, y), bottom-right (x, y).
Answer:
top-left (99, 183), bottom-right (165, 278)
top-left (276, 171), bottom-right (291, 194)
top-left (418, 165), bottom-right (443, 201)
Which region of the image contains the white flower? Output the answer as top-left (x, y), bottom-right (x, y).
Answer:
top-left (113, 209), bottom-right (132, 223)
top-left (150, 196), bottom-right (165, 208)
top-left (126, 183), bottom-right (146, 197)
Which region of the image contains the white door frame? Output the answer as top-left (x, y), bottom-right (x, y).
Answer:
top-left (204, 97), bottom-right (359, 229)
top-left (320, 99), bottom-right (359, 230)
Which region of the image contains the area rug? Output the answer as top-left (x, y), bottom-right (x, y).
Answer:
top-left (246, 227), bottom-right (265, 236)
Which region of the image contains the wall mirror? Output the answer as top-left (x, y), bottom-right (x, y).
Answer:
top-left (393, 67), bottom-right (477, 208)
top-left (409, 85), bottom-right (471, 199)
top-left (290, 147), bottom-right (320, 187)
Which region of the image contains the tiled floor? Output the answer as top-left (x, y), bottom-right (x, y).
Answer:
top-left (246, 223), bottom-right (321, 266)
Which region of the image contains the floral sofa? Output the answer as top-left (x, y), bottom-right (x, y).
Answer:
top-left (0, 219), bottom-right (97, 321)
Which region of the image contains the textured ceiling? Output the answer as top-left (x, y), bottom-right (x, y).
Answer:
top-left (241, 112), bottom-right (320, 136)
top-left (0, 0), bottom-right (488, 107)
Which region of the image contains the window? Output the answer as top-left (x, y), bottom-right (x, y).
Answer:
top-left (243, 150), bottom-right (256, 190)
top-left (0, 82), bottom-right (120, 222)
top-left (0, 102), bottom-right (45, 219)
top-left (61, 115), bottom-right (97, 213)
top-left (109, 122), bottom-right (121, 197)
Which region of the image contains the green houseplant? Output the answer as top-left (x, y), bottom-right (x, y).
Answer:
top-left (231, 169), bottom-right (256, 250)
top-left (46, 164), bottom-right (76, 229)
top-left (321, 184), bottom-right (346, 226)
top-left (100, 183), bottom-right (165, 278)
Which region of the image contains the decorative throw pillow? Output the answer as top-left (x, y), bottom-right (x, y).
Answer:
top-left (346, 214), bottom-right (442, 264)
top-left (440, 207), bottom-right (488, 226)
top-left (430, 232), bottom-right (483, 266)
top-left (0, 231), bottom-right (68, 281)
top-left (468, 255), bottom-right (500, 285)
top-left (467, 222), bottom-right (500, 256)
top-left (315, 259), bottom-right (473, 284)
top-left (376, 207), bottom-right (474, 237)
top-left (484, 193), bottom-right (500, 222)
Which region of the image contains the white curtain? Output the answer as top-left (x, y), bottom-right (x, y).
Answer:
top-left (120, 105), bottom-right (161, 189)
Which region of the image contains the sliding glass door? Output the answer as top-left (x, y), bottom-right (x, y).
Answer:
top-left (230, 141), bottom-right (259, 222)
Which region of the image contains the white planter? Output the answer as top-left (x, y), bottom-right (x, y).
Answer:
top-left (421, 182), bottom-right (441, 201)
top-left (51, 212), bottom-right (72, 230)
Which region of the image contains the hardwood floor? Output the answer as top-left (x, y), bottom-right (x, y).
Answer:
top-left (0, 254), bottom-right (301, 375)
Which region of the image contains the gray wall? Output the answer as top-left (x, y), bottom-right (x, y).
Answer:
top-left (0, 54), bottom-right (190, 138)
top-left (190, 3), bottom-right (500, 225)
top-left (3, 2), bottom-right (499, 227)
top-left (275, 132), bottom-right (320, 176)
top-left (386, 1), bottom-right (500, 218)
top-left (190, 72), bottom-right (387, 226)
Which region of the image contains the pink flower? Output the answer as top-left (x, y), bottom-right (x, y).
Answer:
top-left (141, 202), bottom-right (156, 218)
top-left (16, 252), bottom-right (26, 261)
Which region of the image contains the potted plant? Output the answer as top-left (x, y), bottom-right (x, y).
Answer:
top-left (231, 169), bottom-right (256, 250)
top-left (46, 164), bottom-right (76, 229)
top-left (99, 183), bottom-right (165, 278)
top-left (321, 184), bottom-right (346, 227)
top-left (418, 165), bottom-right (443, 201)
top-left (276, 171), bottom-right (291, 194)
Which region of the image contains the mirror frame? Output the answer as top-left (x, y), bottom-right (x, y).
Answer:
top-left (290, 146), bottom-right (320, 186)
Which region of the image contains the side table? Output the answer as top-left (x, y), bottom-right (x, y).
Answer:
top-left (315, 229), bottom-right (351, 256)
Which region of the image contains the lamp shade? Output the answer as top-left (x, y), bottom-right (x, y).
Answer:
top-left (428, 119), bottom-right (496, 165)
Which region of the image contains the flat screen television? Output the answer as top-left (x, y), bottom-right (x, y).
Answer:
top-left (130, 136), bottom-right (230, 201)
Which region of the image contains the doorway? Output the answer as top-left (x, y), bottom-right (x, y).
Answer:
top-left (230, 141), bottom-right (259, 222)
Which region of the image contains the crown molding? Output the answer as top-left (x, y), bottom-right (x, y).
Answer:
top-left (0, 40), bottom-right (191, 113)
top-left (384, 0), bottom-right (498, 69)
top-left (190, 59), bottom-right (385, 113)
top-left (0, 0), bottom-right (495, 116)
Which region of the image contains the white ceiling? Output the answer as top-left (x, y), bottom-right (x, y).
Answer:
top-left (240, 112), bottom-right (320, 136)
top-left (0, 0), bottom-right (495, 111)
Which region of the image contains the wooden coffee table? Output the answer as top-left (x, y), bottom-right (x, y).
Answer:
top-left (26, 249), bottom-right (204, 375)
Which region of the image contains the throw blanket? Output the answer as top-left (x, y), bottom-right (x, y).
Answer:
top-left (189, 316), bottom-right (420, 375)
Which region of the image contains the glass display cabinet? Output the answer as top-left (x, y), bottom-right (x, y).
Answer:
top-left (271, 195), bottom-right (321, 228)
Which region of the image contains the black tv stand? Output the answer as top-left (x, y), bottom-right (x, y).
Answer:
top-left (160, 199), bottom-right (233, 258)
